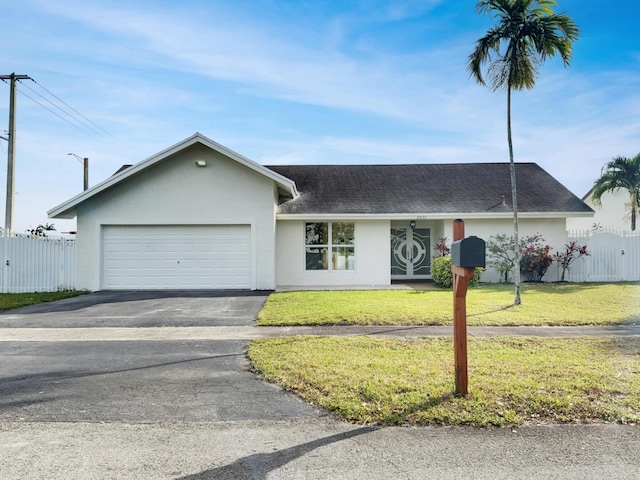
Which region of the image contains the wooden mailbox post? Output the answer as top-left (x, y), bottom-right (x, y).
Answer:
top-left (451, 219), bottom-right (485, 396)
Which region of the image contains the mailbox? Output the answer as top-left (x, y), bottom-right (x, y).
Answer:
top-left (451, 236), bottom-right (486, 268)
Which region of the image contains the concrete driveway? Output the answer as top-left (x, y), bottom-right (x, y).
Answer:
top-left (0, 290), bottom-right (324, 423)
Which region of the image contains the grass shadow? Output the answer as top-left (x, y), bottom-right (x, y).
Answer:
top-left (467, 304), bottom-right (516, 318)
top-left (377, 390), bottom-right (457, 425)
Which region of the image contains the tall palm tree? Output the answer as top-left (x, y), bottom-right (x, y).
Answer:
top-left (467, 0), bottom-right (578, 305)
top-left (592, 154), bottom-right (640, 231)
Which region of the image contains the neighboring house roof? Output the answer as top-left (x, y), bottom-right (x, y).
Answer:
top-left (267, 163), bottom-right (593, 218)
top-left (113, 164), bottom-right (133, 175)
top-left (48, 133), bottom-right (298, 219)
top-left (581, 187), bottom-right (594, 202)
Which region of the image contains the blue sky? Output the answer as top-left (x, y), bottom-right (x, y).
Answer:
top-left (0, 0), bottom-right (638, 234)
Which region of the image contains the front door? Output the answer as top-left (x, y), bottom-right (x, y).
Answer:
top-left (390, 227), bottom-right (431, 279)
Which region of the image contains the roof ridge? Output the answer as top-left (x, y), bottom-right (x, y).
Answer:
top-left (266, 162), bottom-right (540, 167)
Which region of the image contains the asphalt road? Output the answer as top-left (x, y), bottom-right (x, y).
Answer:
top-left (0, 290), bottom-right (638, 479)
top-left (0, 340), bottom-right (322, 423)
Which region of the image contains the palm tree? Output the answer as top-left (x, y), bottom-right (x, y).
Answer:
top-left (467, 0), bottom-right (578, 304)
top-left (592, 154), bottom-right (640, 231)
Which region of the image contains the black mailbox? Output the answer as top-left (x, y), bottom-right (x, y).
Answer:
top-left (451, 236), bottom-right (486, 268)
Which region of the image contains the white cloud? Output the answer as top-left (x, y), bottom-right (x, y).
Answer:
top-left (0, 0), bottom-right (637, 230)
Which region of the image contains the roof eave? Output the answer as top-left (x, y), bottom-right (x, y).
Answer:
top-left (276, 211), bottom-right (595, 220)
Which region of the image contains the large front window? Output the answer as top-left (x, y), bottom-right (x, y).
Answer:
top-left (305, 222), bottom-right (355, 271)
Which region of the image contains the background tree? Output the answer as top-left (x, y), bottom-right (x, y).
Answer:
top-left (26, 223), bottom-right (56, 237)
top-left (591, 153), bottom-right (640, 231)
top-left (467, 0), bottom-right (578, 304)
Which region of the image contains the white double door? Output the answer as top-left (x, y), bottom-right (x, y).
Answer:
top-left (390, 226), bottom-right (431, 279)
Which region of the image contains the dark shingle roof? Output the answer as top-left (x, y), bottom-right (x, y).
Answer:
top-left (266, 163), bottom-right (592, 215)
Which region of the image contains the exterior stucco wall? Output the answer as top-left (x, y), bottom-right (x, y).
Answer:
top-left (567, 190), bottom-right (633, 231)
top-left (442, 217), bottom-right (568, 283)
top-left (276, 220), bottom-right (391, 287)
top-left (76, 144), bottom-right (278, 291)
top-left (276, 217), bottom-right (568, 286)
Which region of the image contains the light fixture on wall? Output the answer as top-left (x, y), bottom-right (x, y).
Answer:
top-left (195, 160), bottom-right (207, 167)
top-left (410, 220), bottom-right (416, 230)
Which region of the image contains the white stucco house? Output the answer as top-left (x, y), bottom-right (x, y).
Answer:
top-left (48, 133), bottom-right (594, 290)
top-left (566, 187), bottom-right (637, 232)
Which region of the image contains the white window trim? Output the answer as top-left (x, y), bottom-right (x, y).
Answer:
top-left (304, 221), bottom-right (356, 272)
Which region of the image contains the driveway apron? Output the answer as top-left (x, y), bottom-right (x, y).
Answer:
top-left (0, 290), bottom-right (325, 423)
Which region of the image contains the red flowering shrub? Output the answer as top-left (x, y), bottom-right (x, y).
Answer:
top-left (519, 234), bottom-right (553, 282)
top-left (553, 242), bottom-right (590, 282)
top-left (433, 237), bottom-right (451, 257)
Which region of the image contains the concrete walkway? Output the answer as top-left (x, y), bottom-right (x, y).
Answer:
top-left (0, 323), bottom-right (638, 342)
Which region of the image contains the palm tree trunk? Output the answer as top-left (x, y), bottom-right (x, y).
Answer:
top-left (507, 86), bottom-right (522, 305)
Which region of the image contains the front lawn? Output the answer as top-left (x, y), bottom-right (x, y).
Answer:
top-left (0, 291), bottom-right (85, 311)
top-left (248, 336), bottom-right (640, 426)
top-left (257, 283), bottom-right (640, 326)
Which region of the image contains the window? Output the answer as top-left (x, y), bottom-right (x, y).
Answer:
top-left (305, 222), bottom-right (355, 271)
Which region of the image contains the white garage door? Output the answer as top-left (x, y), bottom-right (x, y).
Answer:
top-left (102, 225), bottom-right (251, 289)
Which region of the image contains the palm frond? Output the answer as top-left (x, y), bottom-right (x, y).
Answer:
top-left (468, 0), bottom-right (579, 91)
top-left (591, 154), bottom-right (640, 212)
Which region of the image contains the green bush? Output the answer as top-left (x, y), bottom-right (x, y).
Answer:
top-left (431, 256), bottom-right (483, 288)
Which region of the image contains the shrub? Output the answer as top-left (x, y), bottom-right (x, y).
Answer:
top-left (432, 256), bottom-right (483, 288)
top-left (433, 237), bottom-right (451, 256)
top-left (487, 232), bottom-right (553, 283)
top-left (486, 233), bottom-right (516, 283)
top-left (432, 256), bottom-right (452, 287)
top-left (519, 234), bottom-right (552, 282)
top-left (553, 241), bottom-right (590, 282)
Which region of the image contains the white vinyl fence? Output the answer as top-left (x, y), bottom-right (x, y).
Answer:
top-left (565, 229), bottom-right (640, 282)
top-left (0, 230), bottom-right (636, 292)
top-left (0, 235), bottom-right (76, 293)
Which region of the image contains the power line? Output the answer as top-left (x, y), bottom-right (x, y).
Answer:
top-left (1, 76), bottom-right (119, 143)
top-left (19, 80), bottom-right (106, 137)
top-left (15, 85), bottom-right (92, 135)
top-left (31, 79), bottom-right (117, 140)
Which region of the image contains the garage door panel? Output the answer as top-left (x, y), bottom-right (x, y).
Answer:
top-left (102, 225), bottom-right (251, 289)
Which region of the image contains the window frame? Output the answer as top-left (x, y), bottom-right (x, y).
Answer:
top-left (304, 221), bottom-right (355, 272)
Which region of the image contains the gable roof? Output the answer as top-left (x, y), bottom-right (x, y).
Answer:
top-left (48, 133), bottom-right (298, 219)
top-left (267, 163), bottom-right (593, 218)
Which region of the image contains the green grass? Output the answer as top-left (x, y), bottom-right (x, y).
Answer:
top-left (257, 283), bottom-right (640, 326)
top-left (248, 336), bottom-right (640, 426)
top-left (0, 291), bottom-right (85, 311)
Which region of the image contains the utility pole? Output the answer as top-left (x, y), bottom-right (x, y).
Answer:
top-left (1, 73), bottom-right (31, 236)
top-left (83, 157), bottom-right (88, 191)
top-left (68, 153), bottom-right (89, 191)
